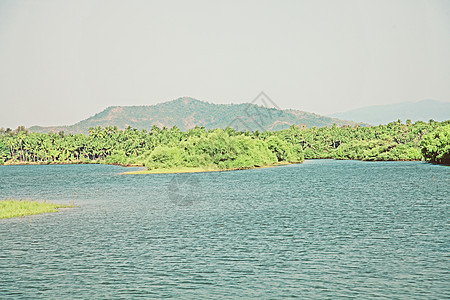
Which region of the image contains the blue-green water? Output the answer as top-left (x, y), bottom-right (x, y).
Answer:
top-left (0, 160), bottom-right (449, 299)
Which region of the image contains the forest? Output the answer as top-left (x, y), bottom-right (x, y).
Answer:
top-left (0, 120), bottom-right (449, 170)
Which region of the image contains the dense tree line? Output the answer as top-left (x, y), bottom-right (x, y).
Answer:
top-left (0, 125), bottom-right (304, 169)
top-left (0, 120), bottom-right (449, 169)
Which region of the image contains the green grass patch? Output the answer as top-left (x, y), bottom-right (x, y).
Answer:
top-left (123, 166), bottom-right (222, 175)
top-left (122, 162), bottom-right (294, 175)
top-left (0, 199), bottom-right (74, 219)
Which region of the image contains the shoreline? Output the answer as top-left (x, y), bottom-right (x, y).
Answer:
top-left (3, 160), bottom-right (99, 166)
top-left (2, 159), bottom-right (437, 176)
top-left (2, 160), bottom-right (145, 167)
top-left (0, 158), bottom-right (442, 175)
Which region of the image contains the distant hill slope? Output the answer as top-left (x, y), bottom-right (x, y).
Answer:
top-left (328, 99), bottom-right (450, 125)
top-left (29, 97), bottom-right (362, 134)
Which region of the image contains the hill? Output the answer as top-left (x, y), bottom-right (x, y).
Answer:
top-left (29, 97), bottom-right (362, 134)
top-left (328, 99), bottom-right (450, 125)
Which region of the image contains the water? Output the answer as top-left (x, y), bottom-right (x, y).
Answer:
top-left (0, 160), bottom-right (449, 299)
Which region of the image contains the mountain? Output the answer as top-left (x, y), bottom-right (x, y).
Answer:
top-left (29, 97), bottom-right (363, 134)
top-left (328, 99), bottom-right (450, 125)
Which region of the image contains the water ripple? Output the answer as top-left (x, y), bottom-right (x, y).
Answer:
top-left (0, 161), bottom-right (449, 299)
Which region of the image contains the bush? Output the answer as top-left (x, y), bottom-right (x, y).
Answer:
top-left (334, 140), bottom-right (383, 160)
top-left (290, 144), bottom-right (305, 162)
top-left (104, 150), bottom-right (127, 164)
top-left (265, 136), bottom-right (293, 161)
top-left (421, 125), bottom-right (450, 164)
top-left (145, 146), bottom-right (185, 170)
top-left (385, 144), bottom-right (422, 160)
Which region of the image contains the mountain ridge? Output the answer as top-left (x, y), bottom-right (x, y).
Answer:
top-left (328, 99), bottom-right (450, 125)
top-left (29, 97), bottom-right (364, 134)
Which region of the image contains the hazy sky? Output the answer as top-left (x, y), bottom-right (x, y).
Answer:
top-left (0, 0), bottom-right (449, 128)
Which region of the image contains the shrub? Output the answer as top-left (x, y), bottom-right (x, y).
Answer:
top-left (145, 146), bottom-right (185, 169)
top-left (421, 125), bottom-right (450, 164)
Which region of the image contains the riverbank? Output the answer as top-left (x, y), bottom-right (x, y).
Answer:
top-left (0, 199), bottom-right (74, 219)
top-left (2, 159), bottom-right (432, 176)
top-left (3, 160), bottom-right (97, 166)
top-left (2, 159), bottom-right (294, 174)
top-left (2, 159), bottom-right (145, 168)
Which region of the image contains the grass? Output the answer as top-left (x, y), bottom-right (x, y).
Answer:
top-left (0, 199), bottom-right (74, 219)
top-left (122, 166), bottom-right (221, 175)
top-left (121, 162), bottom-right (295, 175)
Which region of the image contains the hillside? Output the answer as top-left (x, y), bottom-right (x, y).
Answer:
top-left (29, 97), bottom-right (362, 134)
top-left (328, 99), bottom-right (450, 125)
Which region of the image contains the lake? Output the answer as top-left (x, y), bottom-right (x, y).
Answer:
top-left (0, 160), bottom-right (449, 299)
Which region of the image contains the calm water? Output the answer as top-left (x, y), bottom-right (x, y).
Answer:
top-left (0, 160), bottom-right (449, 299)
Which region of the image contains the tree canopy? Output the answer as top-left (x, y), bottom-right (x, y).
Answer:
top-left (1, 120), bottom-right (449, 169)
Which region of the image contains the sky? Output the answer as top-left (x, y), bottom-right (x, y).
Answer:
top-left (0, 0), bottom-right (449, 128)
